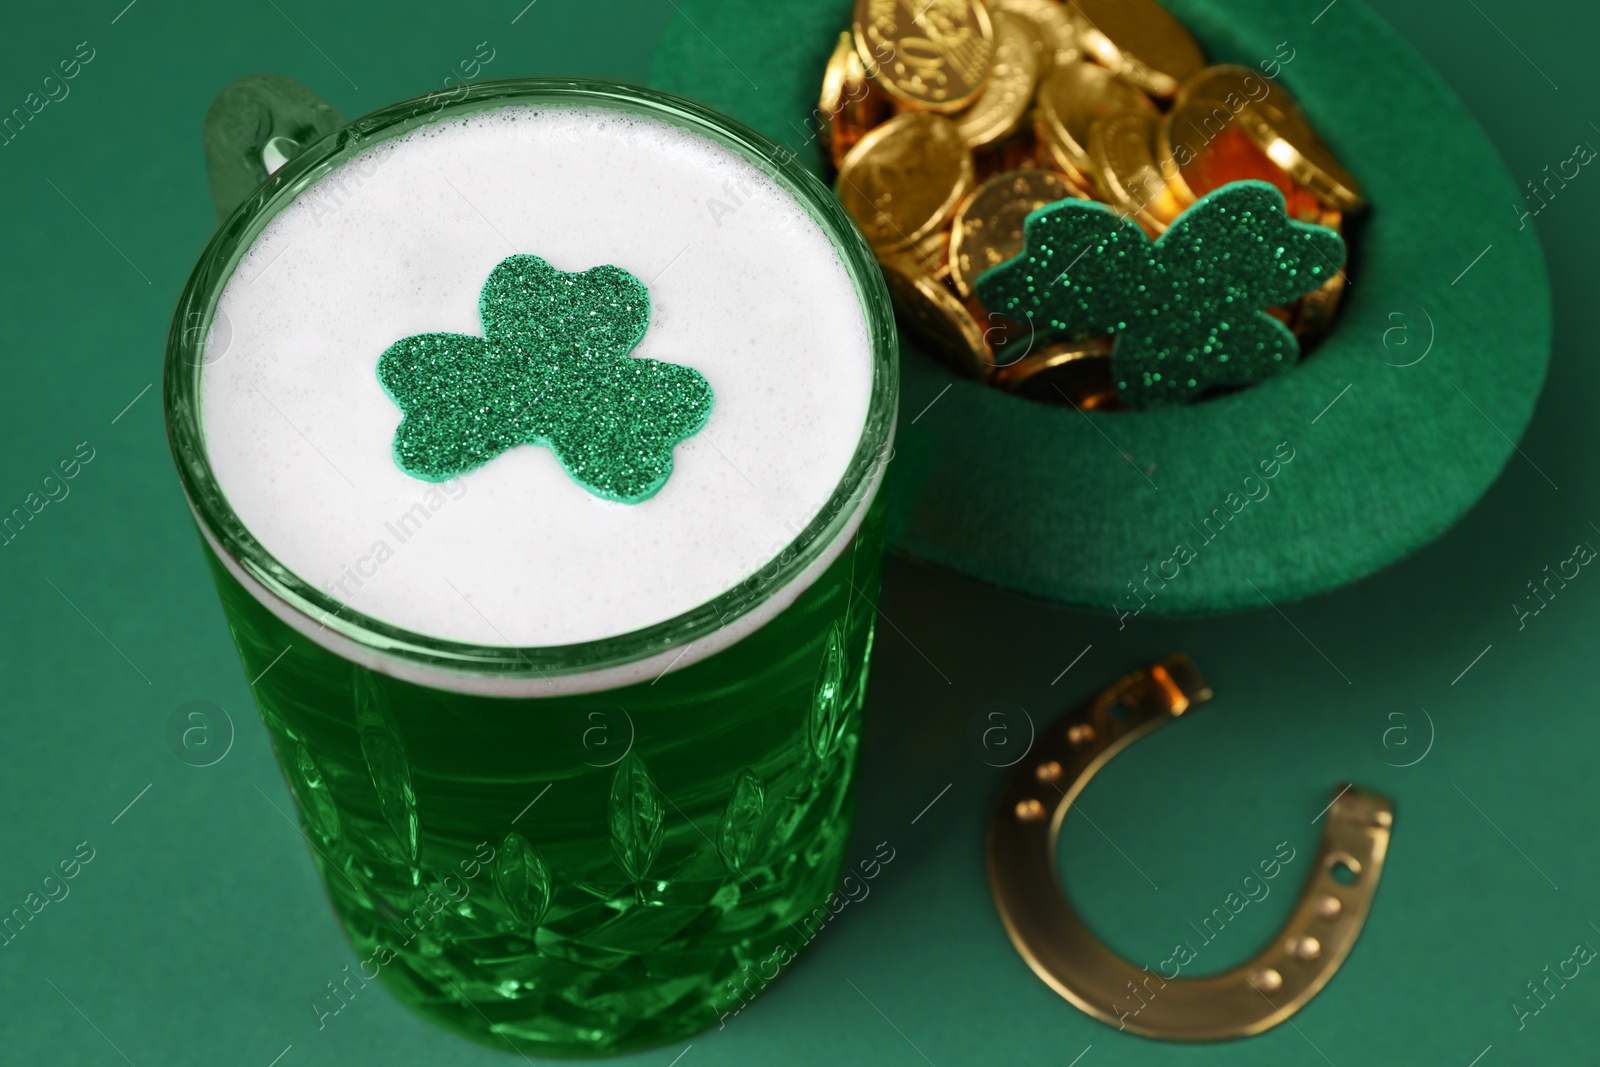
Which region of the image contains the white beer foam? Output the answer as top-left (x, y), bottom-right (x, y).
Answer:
top-left (203, 104), bottom-right (873, 651)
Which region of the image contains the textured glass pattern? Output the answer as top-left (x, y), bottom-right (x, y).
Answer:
top-left (207, 494), bottom-right (886, 1055)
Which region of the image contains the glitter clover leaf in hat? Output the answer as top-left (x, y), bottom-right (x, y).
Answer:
top-left (976, 181), bottom-right (1347, 408)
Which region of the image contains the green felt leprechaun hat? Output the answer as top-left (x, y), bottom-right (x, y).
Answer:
top-left (650, 0), bottom-right (1551, 615)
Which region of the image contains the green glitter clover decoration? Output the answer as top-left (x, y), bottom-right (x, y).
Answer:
top-left (975, 181), bottom-right (1347, 408)
top-left (377, 254), bottom-right (713, 503)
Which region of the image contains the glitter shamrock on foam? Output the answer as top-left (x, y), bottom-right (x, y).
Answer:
top-left (975, 181), bottom-right (1347, 408)
top-left (377, 254), bottom-right (713, 503)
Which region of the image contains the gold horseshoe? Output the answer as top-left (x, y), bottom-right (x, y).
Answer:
top-left (986, 655), bottom-right (1393, 1041)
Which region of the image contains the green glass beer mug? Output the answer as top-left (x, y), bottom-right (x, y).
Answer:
top-left (165, 77), bottom-right (897, 1055)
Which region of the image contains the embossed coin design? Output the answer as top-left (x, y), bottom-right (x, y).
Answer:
top-left (1069, 0), bottom-right (1204, 98)
top-left (1035, 61), bottom-right (1155, 190)
top-left (837, 111), bottom-right (976, 252)
top-left (950, 167), bottom-right (1079, 297)
top-left (954, 11), bottom-right (1039, 149)
top-left (852, 0), bottom-right (997, 113)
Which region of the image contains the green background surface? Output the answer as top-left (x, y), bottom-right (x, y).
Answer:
top-left (0, 1), bottom-right (1594, 1065)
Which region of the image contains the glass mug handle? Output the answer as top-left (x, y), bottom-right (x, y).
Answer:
top-left (203, 73), bottom-right (342, 222)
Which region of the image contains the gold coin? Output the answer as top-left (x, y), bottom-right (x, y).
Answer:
top-left (836, 112), bottom-right (976, 252)
top-left (988, 0), bottom-right (1079, 78)
top-left (1161, 67), bottom-right (1273, 195)
top-left (973, 304), bottom-right (1032, 367)
top-left (949, 168), bottom-right (1081, 297)
top-left (820, 31), bottom-right (891, 171)
top-left (1090, 109), bottom-right (1190, 235)
top-left (1158, 73), bottom-right (1321, 222)
top-left (1235, 101), bottom-right (1365, 211)
top-left (1070, 0), bottom-right (1204, 99)
top-left (820, 32), bottom-right (855, 137)
top-left (1035, 61), bottom-right (1154, 189)
top-left (1292, 271), bottom-right (1346, 346)
top-left (1160, 65), bottom-right (1362, 211)
top-left (954, 11), bottom-right (1038, 149)
top-left (880, 253), bottom-right (994, 379)
top-left (975, 305), bottom-right (1082, 373)
top-left (914, 228), bottom-right (954, 282)
top-left (992, 337), bottom-right (1118, 407)
top-left (853, 0), bottom-right (996, 114)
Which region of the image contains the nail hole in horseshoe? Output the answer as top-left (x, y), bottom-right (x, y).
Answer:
top-left (1328, 853), bottom-right (1361, 885)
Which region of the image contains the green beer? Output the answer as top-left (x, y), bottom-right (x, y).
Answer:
top-left (166, 81), bottom-right (896, 1055)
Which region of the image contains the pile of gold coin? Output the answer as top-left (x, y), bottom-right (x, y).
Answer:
top-left (825, 0), bottom-right (1363, 409)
